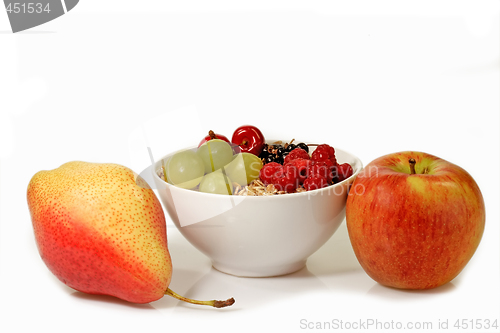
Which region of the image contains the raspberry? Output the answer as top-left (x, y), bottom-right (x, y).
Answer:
top-left (313, 144), bottom-right (335, 157)
top-left (335, 163), bottom-right (353, 183)
top-left (284, 148), bottom-right (310, 165)
top-left (303, 174), bottom-right (328, 191)
top-left (259, 162), bottom-right (282, 185)
top-left (311, 144), bottom-right (337, 166)
top-left (272, 164), bottom-right (300, 193)
top-left (284, 158), bottom-right (311, 184)
top-left (308, 160), bottom-right (334, 183)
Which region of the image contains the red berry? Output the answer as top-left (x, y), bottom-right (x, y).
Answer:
top-left (303, 174), bottom-right (328, 191)
top-left (311, 144), bottom-right (337, 166)
top-left (313, 144), bottom-right (335, 157)
top-left (259, 162), bottom-right (283, 185)
top-left (284, 158), bottom-right (311, 184)
top-left (311, 159), bottom-right (336, 182)
top-left (231, 125), bottom-right (265, 156)
top-left (336, 163), bottom-right (353, 182)
top-left (272, 164), bottom-right (300, 193)
top-left (284, 148), bottom-right (310, 165)
top-left (311, 149), bottom-right (328, 161)
top-left (308, 161), bottom-right (334, 183)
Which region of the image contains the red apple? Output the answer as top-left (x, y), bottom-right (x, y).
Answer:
top-left (346, 151), bottom-right (485, 289)
top-left (231, 125), bottom-right (265, 156)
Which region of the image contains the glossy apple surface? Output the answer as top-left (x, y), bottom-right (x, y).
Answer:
top-left (346, 151), bottom-right (485, 289)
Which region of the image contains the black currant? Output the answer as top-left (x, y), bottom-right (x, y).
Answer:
top-left (274, 156), bottom-right (284, 164)
top-left (259, 152), bottom-right (270, 160)
top-left (296, 143), bottom-right (309, 153)
top-left (286, 143), bottom-right (297, 152)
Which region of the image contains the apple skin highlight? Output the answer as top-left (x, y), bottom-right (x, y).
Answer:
top-left (345, 151), bottom-right (485, 290)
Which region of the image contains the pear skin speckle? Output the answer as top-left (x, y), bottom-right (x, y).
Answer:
top-left (27, 161), bottom-right (172, 303)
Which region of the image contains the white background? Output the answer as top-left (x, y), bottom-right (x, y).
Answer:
top-left (1, 1), bottom-right (499, 332)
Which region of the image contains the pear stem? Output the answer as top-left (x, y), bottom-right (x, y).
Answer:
top-left (165, 288), bottom-right (235, 308)
top-left (409, 158), bottom-right (416, 174)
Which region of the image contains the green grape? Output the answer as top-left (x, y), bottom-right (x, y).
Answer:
top-left (165, 149), bottom-right (205, 189)
top-left (224, 152), bottom-right (263, 185)
top-left (196, 139), bottom-right (233, 174)
top-left (199, 169), bottom-right (233, 195)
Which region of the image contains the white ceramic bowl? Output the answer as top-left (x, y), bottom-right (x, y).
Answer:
top-left (152, 143), bottom-right (363, 277)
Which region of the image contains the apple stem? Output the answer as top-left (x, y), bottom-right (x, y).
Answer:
top-left (165, 288), bottom-right (235, 308)
top-left (239, 139), bottom-right (248, 147)
top-left (409, 158), bottom-right (416, 174)
top-left (208, 130), bottom-right (217, 140)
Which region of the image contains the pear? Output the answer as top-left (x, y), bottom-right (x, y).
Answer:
top-left (27, 161), bottom-right (234, 307)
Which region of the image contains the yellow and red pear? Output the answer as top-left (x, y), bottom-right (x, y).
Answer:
top-left (27, 161), bottom-right (234, 307)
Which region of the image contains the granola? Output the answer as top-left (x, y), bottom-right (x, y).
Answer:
top-left (234, 178), bottom-right (306, 196)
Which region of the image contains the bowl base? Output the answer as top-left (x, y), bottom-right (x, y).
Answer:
top-left (212, 260), bottom-right (307, 278)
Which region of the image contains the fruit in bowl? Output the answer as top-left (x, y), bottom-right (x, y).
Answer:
top-left (161, 125), bottom-right (354, 196)
top-left (164, 149), bottom-right (205, 189)
top-left (231, 125), bottom-right (266, 156)
top-left (196, 139), bottom-right (234, 174)
top-left (224, 152), bottom-right (263, 186)
top-left (198, 130), bottom-right (231, 147)
top-left (152, 126), bottom-right (363, 277)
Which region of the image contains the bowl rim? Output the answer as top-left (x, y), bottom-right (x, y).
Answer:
top-left (152, 141), bottom-right (363, 199)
